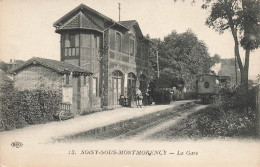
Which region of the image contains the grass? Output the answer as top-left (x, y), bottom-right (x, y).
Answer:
top-left (150, 105), bottom-right (259, 141)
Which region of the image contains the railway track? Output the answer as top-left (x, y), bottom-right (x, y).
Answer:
top-left (108, 105), bottom-right (200, 141)
top-left (57, 102), bottom-right (200, 142)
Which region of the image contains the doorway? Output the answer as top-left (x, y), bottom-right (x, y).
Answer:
top-left (112, 70), bottom-right (123, 105)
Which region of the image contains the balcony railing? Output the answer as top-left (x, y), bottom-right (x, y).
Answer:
top-left (62, 47), bottom-right (100, 58)
top-left (109, 50), bottom-right (148, 66)
top-left (64, 47), bottom-right (80, 57)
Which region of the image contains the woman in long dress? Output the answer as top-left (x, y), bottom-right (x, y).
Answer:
top-left (136, 88), bottom-right (143, 107)
top-left (128, 86), bottom-right (136, 107)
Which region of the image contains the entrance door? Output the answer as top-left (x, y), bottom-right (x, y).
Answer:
top-left (112, 71), bottom-right (123, 105)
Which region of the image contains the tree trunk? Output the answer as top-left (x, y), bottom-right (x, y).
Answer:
top-left (241, 49), bottom-right (250, 92)
top-left (239, 49), bottom-right (250, 109)
top-left (241, 68), bottom-right (248, 90)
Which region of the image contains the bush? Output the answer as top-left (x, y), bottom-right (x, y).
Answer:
top-left (217, 85), bottom-right (248, 111)
top-left (0, 86), bottom-right (62, 130)
top-left (196, 106), bottom-right (257, 137)
top-left (183, 91), bottom-right (197, 100)
top-left (196, 85), bottom-right (258, 137)
top-left (153, 88), bottom-right (171, 104)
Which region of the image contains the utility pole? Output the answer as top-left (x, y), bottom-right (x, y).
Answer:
top-left (156, 50), bottom-right (159, 78)
top-left (235, 55), bottom-right (237, 84)
top-left (118, 3), bottom-right (121, 21)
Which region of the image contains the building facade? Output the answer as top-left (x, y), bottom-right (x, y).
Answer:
top-left (11, 57), bottom-right (93, 115)
top-left (53, 4), bottom-right (151, 109)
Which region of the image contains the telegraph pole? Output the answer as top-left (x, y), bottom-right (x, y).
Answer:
top-left (156, 50), bottom-right (159, 78)
top-left (118, 3), bottom-right (121, 21)
top-left (235, 55), bottom-right (237, 84)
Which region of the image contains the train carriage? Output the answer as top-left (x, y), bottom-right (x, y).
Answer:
top-left (197, 74), bottom-right (231, 104)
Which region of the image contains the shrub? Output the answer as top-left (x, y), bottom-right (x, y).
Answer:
top-left (0, 87), bottom-right (62, 130)
top-left (196, 106), bottom-right (257, 137)
top-left (153, 88), bottom-right (172, 104)
top-left (196, 85), bottom-right (258, 137)
top-left (183, 91), bottom-right (197, 100)
top-left (217, 85), bottom-right (248, 111)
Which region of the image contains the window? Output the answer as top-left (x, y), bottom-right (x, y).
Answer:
top-left (130, 39), bottom-right (134, 56)
top-left (128, 73), bottom-right (136, 88)
top-left (93, 78), bottom-right (98, 97)
top-left (65, 74), bottom-right (70, 85)
top-left (204, 82), bottom-right (209, 88)
top-left (64, 34), bottom-right (79, 57)
top-left (115, 32), bottom-right (121, 52)
top-left (94, 36), bottom-right (99, 49)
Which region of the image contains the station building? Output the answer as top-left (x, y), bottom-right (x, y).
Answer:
top-left (53, 4), bottom-right (151, 110)
top-left (12, 4), bottom-right (151, 115)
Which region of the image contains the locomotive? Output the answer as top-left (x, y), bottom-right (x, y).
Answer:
top-left (196, 74), bottom-right (231, 104)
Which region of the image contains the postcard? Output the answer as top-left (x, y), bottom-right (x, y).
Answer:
top-left (0, 0), bottom-right (260, 167)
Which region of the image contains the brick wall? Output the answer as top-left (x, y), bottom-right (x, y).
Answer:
top-left (14, 65), bottom-right (63, 93)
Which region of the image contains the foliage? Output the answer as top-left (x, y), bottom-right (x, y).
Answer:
top-left (150, 30), bottom-right (218, 91)
top-left (0, 85), bottom-right (62, 130)
top-left (196, 106), bottom-right (257, 137)
top-left (145, 35), bottom-right (158, 82)
top-left (0, 82), bottom-right (26, 130)
top-left (153, 88), bottom-right (172, 104)
top-left (217, 84), bottom-right (248, 111)
top-left (0, 61), bottom-right (8, 72)
top-left (183, 91), bottom-right (197, 100)
top-left (151, 84), bottom-right (258, 139)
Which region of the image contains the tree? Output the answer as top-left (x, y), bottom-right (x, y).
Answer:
top-left (151, 30), bottom-right (215, 91)
top-left (0, 61), bottom-right (8, 72)
top-left (202, 0), bottom-right (260, 93)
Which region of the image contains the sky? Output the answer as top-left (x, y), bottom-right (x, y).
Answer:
top-left (0, 0), bottom-right (259, 79)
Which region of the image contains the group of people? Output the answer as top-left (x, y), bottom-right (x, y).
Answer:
top-left (122, 86), bottom-right (186, 107)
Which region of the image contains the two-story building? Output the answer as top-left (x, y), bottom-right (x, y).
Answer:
top-left (53, 4), bottom-right (151, 109)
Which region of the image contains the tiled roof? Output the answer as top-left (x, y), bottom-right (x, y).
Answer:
top-left (119, 20), bottom-right (153, 44)
top-left (118, 20), bottom-right (137, 29)
top-left (54, 4), bottom-right (128, 32)
top-left (11, 57), bottom-right (93, 75)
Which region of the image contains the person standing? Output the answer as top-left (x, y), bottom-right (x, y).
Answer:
top-left (136, 88), bottom-right (143, 107)
top-left (128, 86), bottom-right (136, 108)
